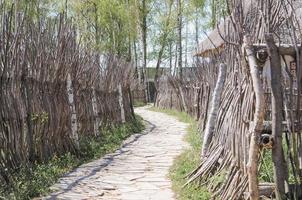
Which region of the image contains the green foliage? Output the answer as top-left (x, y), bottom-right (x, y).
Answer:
top-left (73, 0), bottom-right (139, 56)
top-left (133, 101), bottom-right (146, 107)
top-left (259, 150), bottom-right (274, 183)
top-left (148, 107), bottom-right (210, 200)
top-left (0, 116), bottom-right (144, 200)
top-left (259, 140), bottom-right (296, 184)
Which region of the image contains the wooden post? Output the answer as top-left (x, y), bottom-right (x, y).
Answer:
top-left (67, 73), bottom-right (79, 147)
top-left (179, 86), bottom-right (188, 113)
top-left (128, 86), bottom-right (135, 119)
top-left (92, 88), bottom-right (100, 136)
top-left (265, 33), bottom-right (289, 200)
top-left (244, 35), bottom-right (265, 200)
top-left (118, 84), bottom-right (126, 123)
top-left (201, 63), bottom-right (226, 158)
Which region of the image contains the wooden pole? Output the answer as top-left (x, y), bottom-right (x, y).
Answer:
top-left (67, 73), bottom-right (79, 148)
top-left (118, 84), bottom-right (126, 123)
top-left (244, 34), bottom-right (265, 200)
top-left (265, 33), bottom-right (289, 200)
top-left (201, 63), bottom-right (226, 158)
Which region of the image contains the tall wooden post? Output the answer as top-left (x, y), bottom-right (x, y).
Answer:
top-left (118, 84), bottom-right (126, 123)
top-left (67, 74), bottom-right (79, 147)
top-left (244, 35), bottom-right (265, 200)
top-left (201, 63), bottom-right (226, 158)
top-left (265, 33), bottom-right (289, 200)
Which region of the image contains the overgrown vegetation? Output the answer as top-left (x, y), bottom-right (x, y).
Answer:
top-left (148, 107), bottom-right (210, 200)
top-left (133, 101), bottom-right (147, 107)
top-left (0, 116), bottom-right (144, 200)
top-left (259, 141), bottom-right (296, 184)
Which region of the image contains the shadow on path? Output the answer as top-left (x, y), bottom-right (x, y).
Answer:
top-left (46, 119), bottom-right (156, 200)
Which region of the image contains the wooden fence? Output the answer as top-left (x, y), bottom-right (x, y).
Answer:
top-left (0, 12), bottom-right (135, 183)
top-left (156, 1), bottom-right (302, 198)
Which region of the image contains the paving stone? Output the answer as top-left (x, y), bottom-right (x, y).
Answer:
top-left (44, 106), bottom-right (188, 200)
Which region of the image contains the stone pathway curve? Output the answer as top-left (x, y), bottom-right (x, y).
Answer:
top-left (45, 106), bottom-right (188, 200)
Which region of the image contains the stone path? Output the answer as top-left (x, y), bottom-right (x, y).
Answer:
top-left (45, 106), bottom-right (188, 200)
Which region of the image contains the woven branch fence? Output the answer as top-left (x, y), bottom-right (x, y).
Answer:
top-left (156, 0), bottom-right (302, 199)
top-left (0, 11), bottom-right (136, 183)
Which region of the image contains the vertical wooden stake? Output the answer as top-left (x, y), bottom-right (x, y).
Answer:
top-left (201, 63), bottom-right (226, 158)
top-left (244, 34), bottom-right (265, 200)
top-left (67, 73), bottom-right (79, 147)
top-left (265, 33), bottom-right (289, 200)
top-left (92, 88), bottom-right (100, 136)
top-left (118, 84), bottom-right (126, 123)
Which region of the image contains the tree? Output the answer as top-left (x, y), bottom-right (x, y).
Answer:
top-left (177, 0), bottom-right (183, 80)
top-left (154, 0), bottom-right (174, 100)
top-left (138, 0), bottom-right (150, 101)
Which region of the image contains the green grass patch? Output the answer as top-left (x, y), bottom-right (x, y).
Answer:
top-left (0, 115), bottom-right (145, 200)
top-left (148, 107), bottom-right (210, 200)
top-left (133, 100), bottom-right (147, 107)
top-left (259, 140), bottom-right (296, 184)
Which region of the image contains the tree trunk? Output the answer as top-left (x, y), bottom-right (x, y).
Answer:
top-left (177, 0), bottom-right (183, 80)
top-left (141, 0), bottom-right (149, 102)
top-left (265, 33), bottom-right (289, 200)
top-left (134, 41), bottom-right (139, 80)
top-left (244, 35), bottom-right (265, 200)
top-left (154, 0), bottom-right (173, 102)
top-left (201, 63), bottom-right (226, 157)
top-left (94, 3), bottom-right (101, 67)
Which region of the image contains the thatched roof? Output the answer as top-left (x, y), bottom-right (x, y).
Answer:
top-left (195, 24), bottom-right (225, 57)
top-left (196, 1), bottom-right (302, 57)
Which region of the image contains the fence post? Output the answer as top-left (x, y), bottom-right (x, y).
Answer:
top-left (92, 88), bottom-right (101, 136)
top-left (67, 74), bottom-right (79, 147)
top-left (118, 84), bottom-right (126, 123)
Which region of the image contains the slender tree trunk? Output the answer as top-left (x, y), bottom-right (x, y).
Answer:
top-left (244, 35), bottom-right (265, 200)
top-left (185, 21), bottom-right (188, 68)
top-left (195, 9), bottom-right (200, 65)
top-left (265, 33), bottom-right (289, 200)
top-left (154, 43), bottom-right (165, 104)
top-left (154, 0), bottom-right (173, 102)
top-left (211, 0), bottom-right (217, 29)
top-left (177, 0), bottom-right (183, 80)
top-left (201, 63), bottom-right (226, 157)
top-left (195, 9), bottom-right (199, 47)
top-left (141, 0), bottom-right (149, 102)
top-left (134, 41), bottom-right (139, 80)
top-left (169, 41), bottom-right (173, 73)
top-left (174, 44), bottom-right (178, 76)
top-left (94, 3), bottom-right (101, 67)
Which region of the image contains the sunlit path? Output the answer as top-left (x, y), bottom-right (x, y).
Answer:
top-left (45, 106), bottom-right (188, 200)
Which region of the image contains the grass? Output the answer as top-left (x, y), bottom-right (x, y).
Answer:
top-left (133, 100), bottom-right (147, 107)
top-left (0, 115), bottom-right (145, 200)
top-left (259, 140), bottom-right (296, 184)
top-left (148, 107), bottom-right (210, 200)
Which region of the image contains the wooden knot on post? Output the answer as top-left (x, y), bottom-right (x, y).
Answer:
top-left (260, 121), bottom-right (273, 149)
top-left (260, 134), bottom-right (274, 149)
top-left (256, 48), bottom-right (268, 66)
